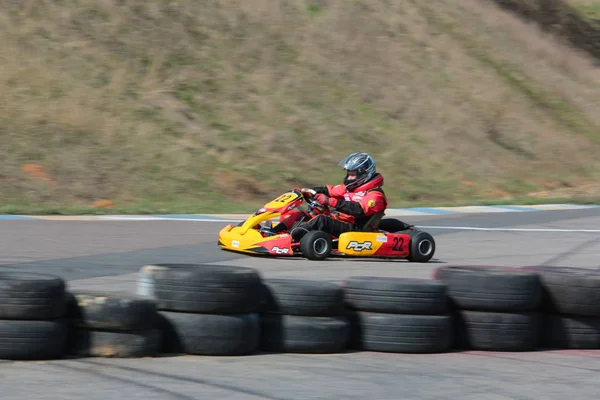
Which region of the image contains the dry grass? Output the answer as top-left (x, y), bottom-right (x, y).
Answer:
top-left (1, 0), bottom-right (600, 212)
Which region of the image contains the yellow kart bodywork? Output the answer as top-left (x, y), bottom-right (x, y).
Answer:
top-left (217, 190), bottom-right (303, 256)
top-left (337, 231), bottom-right (389, 256)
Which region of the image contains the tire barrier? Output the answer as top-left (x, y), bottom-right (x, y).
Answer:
top-left (136, 263), bottom-right (196, 298)
top-left (433, 265), bottom-right (542, 351)
top-left (66, 291), bottom-right (161, 357)
top-left (136, 264), bottom-right (172, 298)
top-left (523, 266), bottom-right (600, 349)
top-left (343, 276), bottom-right (453, 353)
top-left (259, 278), bottom-right (350, 353)
top-left (0, 272), bottom-right (68, 360)
top-left (4, 263), bottom-right (600, 360)
top-left (153, 264), bottom-right (262, 356)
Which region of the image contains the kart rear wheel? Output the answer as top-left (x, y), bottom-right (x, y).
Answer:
top-left (299, 231), bottom-right (333, 261)
top-left (408, 231), bottom-right (435, 262)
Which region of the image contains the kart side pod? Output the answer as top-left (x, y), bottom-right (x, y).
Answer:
top-left (336, 230), bottom-right (436, 262)
top-left (337, 232), bottom-right (412, 257)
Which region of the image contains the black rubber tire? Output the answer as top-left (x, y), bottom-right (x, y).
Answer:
top-left (541, 314), bottom-right (600, 349)
top-left (66, 291), bottom-right (158, 331)
top-left (68, 328), bottom-right (162, 358)
top-left (136, 264), bottom-right (186, 298)
top-left (348, 311), bottom-right (453, 353)
top-left (262, 278), bottom-right (345, 316)
top-left (433, 265), bottom-right (542, 312)
top-left (0, 272), bottom-right (66, 320)
top-left (343, 276), bottom-right (448, 315)
top-left (408, 231), bottom-right (436, 262)
top-left (159, 311), bottom-right (260, 356)
top-left (522, 266), bottom-right (600, 317)
top-left (378, 218), bottom-right (413, 232)
top-left (153, 264), bottom-right (263, 314)
top-left (454, 310), bottom-right (541, 351)
top-left (260, 314), bottom-right (350, 354)
top-left (299, 231), bottom-right (333, 260)
top-left (0, 319), bottom-right (68, 360)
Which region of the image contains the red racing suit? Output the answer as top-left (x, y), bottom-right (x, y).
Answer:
top-left (312, 173), bottom-right (388, 228)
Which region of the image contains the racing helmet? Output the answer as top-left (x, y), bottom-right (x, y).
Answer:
top-left (338, 152), bottom-right (377, 191)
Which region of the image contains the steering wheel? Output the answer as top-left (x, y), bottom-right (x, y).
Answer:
top-left (300, 189), bottom-right (330, 215)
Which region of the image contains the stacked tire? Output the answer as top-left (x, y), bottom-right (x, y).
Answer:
top-left (153, 264), bottom-right (263, 356)
top-left (523, 266), bottom-right (600, 349)
top-left (66, 290), bottom-right (161, 357)
top-left (259, 278), bottom-right (350, 353)
top-left (434, 265), bottom-right (542, 351)
top-left (136, 263), bottom-right (189, 299)
top-left (343, 276), bottom-right (453, 353)
top-left (0, 272), bottom-right (69, 360)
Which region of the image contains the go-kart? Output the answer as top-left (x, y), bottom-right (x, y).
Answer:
top-left (217, 188), bottom-right (436, 262)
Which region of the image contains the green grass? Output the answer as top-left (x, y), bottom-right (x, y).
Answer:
top-left (1, 0), bottom-right (600, 214)
top-left (568, 0), bottom-right (600, 20)
top-left (1, 195), bottom-right (598, 216)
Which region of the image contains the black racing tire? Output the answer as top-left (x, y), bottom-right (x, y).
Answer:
top-left (0, 272), bottom-right (66, 320)
top-left (159, 311), bottom-right (260, 356)
top-left (260, 314), bottom-right (350, 354)
top-left (522, 266), bottom-right (600, 317)
top-left (153, 264), bottom-right (263, 314)
top-left (0, 319), bottom-right (68, 360)
top-left (454, 310), bottom-right (541, 351)
top-left (66, 291), bottom-right (158, 331)
top-left (299, 231), bottom-right (333, 260)
top-left (348, 311), bottom-right (453, 353)
top-left (408, 231), bottom-right (436, 262)
top-left (68, 328), bottom-right (162, 358)
top-left (137, 263), bottom-right (209, 298)
top-left (541, 314), bottom-right (600, 349)
top-left (136, 264), bottom-right (185, 298)
top-left (433, 265), bottom-right (542, 312)
top-left (343, 276), bottom-right (448, 315)
top-left (261, 278), bottom-right (345, 316)
top-left (378, 218), bottom-right (413, 232)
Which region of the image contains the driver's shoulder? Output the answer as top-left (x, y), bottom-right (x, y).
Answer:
top-left (366, 187), bottom-right (386, 196)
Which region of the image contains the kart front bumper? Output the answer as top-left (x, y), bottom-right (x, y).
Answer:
top-left (218, 224), bottom-right (295, 256)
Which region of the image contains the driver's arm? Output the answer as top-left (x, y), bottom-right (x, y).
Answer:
top-left (312, 183), bottom-right (346, 196)
top-left (336, 191), bottom-right (386, 217)
top-left (311, 186), bottom-right (330, 195)
top-left (332, 199), bottom-right (366, 217)
top-left (312, 184), bottom-right (366, 216)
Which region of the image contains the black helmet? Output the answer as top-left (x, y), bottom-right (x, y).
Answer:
top-left (338, 152), bottom-right (377, 191)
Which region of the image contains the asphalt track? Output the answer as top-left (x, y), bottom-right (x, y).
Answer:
top-left (2, 208), bottom-right (600, 399)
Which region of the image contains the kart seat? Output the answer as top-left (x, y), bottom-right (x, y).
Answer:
top-left (359, 211), bottom-right (385, 232)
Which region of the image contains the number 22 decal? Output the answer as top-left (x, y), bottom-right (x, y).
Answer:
top-left (274, 194), bottom-right (294, 203)
top-left (392, 237), bottom-right (404, 251)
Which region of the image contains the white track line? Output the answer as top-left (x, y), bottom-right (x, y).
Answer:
top-left (157, 219), bottom-right (600, 233)
top-left (94, 216), bottom-right (600, 233)
top-left (418, 226), bottom-right (600, 233)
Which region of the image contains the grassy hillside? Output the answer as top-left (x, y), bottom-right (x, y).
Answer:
top-left (2, 0), bottom-right (600, 214)
top-left (569, 0), bottom-right (600, 19)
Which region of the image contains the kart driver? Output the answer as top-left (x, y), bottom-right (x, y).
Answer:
top-left (262, 152), bottom-right (414, 241)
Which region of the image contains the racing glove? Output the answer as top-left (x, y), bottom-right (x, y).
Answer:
top-left (314, 193), bottom-right (338, 208)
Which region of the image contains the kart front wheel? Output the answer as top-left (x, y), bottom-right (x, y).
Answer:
top-left (408, 231), bottom-right (436, 262)
top-left (299, 231), bottom-right (333, 261)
